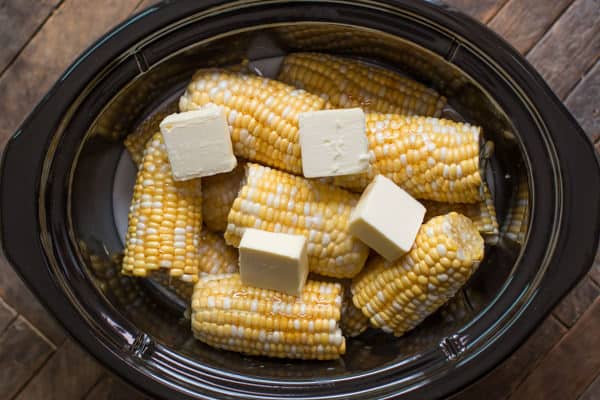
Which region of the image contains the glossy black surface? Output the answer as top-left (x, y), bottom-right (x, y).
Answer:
top-left (1, 1), bottom-right (599, 399)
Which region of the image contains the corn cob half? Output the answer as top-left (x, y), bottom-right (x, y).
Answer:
top-left (179, 69), bottom-right (327, 175)
top-left (334, 114), bottom-right (482, 203)
top-left (121, 133), bottom-right (203, 282)
top-left (124, 101), bottom-right (179, 166)
top-left (202, 163), bottom-right (246, 232)
top-left (225, 163), bottom-right (369, 278)
top-left (191, 273), bottom-right (345, 360)
top-left (151, 229), bottom-right (239, 301)
top-left (423, 185), bottom-right (498, 242)
top-left (341, 284), bottom-right (369, 337)
top-left (352, 212), bottom-right (484, 336)
top-left (279, 52), bottom-right (446, 116)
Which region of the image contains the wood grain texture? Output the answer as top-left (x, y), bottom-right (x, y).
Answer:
top-left (590, 249), bottom-right (600, 286)
top-left (526, 0), bottom-right (600, 99)
top-left (565, 60), bottom-right (600, 142)
top-left (509, 299), bottom-right (600, 399)
top-left (0, 296), bottom-right (17, 334)
top-left (15, 339), bottom-right (104, 400)
top-left (0, 0), bottom-right (140, 147)
top-left (579, 372), bottom-right (600, 400)
top-left (135, 0), bottom-right (160, 12)
top-left (85, 374), bottom-right (151, 400)
top-left (553, 276), bottom-right (599, 327)
top-left (488, 0), bottom-right (574, 54)
top-left (0, 317), bottom-right (54, 399)
top-left (442, 0), bottom-right (509, 22)
top-left (451, 315), bottom-right (567, 400)
top-left (0, 0), bottom-right (61, 73)
top-left (0, 256), bottom-right (66, 345)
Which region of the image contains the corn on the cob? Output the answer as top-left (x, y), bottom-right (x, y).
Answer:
top-left (225, 163), bottom-right (369, 278)
top-left (202, 163), bottom-right (246, 232)
top-left (191, 273), bottom-right (345, 360)
top-left (121, 133), bottom-right (203, 282)
top-left (423, 185), bottom-right (498, 242)
top-left (151, 230), bottom-right (239, 300)
top-left (180, 70), bottom-right (482, 203)
top-left (352, 212), bottom-right (484, 336)
top-left (334, 114), bottom-right (482, 203)
top-left (279, 53), bottom-right (446, 116)
top-left (341, 284), bottom-right (369, 337)
top-left (503, 173), bottom-right (529, 243)
top-left (179, 69), bottom-right (327, 175)
top-left (124, 101), bottom-right (179, 166)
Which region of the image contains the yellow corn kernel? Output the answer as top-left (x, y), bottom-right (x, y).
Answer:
top-left (202, 163), bottom-right (246, 232)
top-left (334, 114), bottom-right (482, 203)
top-left (121, 133), bottom-right (203, 282)
top-left (352, 212), bottom-right (484, 336)
top-left (279, 52), bottom-right (446, 116)
top-left (191, 273), bottom-right (345, 360)
top-left (224, 163), bottom-right (369, 278)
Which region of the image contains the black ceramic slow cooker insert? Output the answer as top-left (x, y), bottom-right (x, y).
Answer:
top-left (1, 1), bottom-right (599, 399)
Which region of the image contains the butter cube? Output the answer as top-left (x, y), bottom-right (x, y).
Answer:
top-left (160, 104), bottom-right (237, 181)
top-left (239, 229), bottom-right (309, 296)
top-left (298, 108), bottom-right (369, 178)
top-left (349, 175), bottom-right (426, 261)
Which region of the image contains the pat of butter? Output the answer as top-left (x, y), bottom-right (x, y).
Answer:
top-left (298, 108), bottom-right (369, 178)
top-left (349, 175), bottom-right (426, 261)
top-left (160, 104), bottom-right (237, 181)
top-left (239, 229), bottom-right (309, 296)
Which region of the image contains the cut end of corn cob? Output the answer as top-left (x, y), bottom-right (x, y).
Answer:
top-left (352, 212), bottom-right (484, 337)
top-left (202, 162), bottom-right (246, 232)
top-left (121, 132), bottom-right (203, 283)
top-left (334, 114), bottom-right (483, 203)
top-left (279, 52), bottom-right (446, 116)
top-left (191, 273), bottom-right (345, 360)
top-left (179, 69), bottom-right (326, 175)
top-left (225, 163), bottom-right (369, 278)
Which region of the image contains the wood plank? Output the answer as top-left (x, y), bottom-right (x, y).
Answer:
top-left (579, 372), bottom-right (600, 400)
top-left (135, 0), bottom-right (160, 13)
top-left (0, 0), bottom-right (141, 148)
top-left (590, 248), bottom-right (600, 286)
top-left (0, 317), bottom-right (54, 399)
top-left (553, 276), bottom-right (599, 327)
top-left (565, 60), bottom-right (600, 142)
top-left (15, 339), bottom-right (105, 400)
top-left (0, 0), bottom-right (61, 73)
top-left (451, 314), bottom-right (567, 400)
top-left (509, 298), bottom-right (600, 399)
top-left (0, 296), bottom-right (17, 334)
top-left (442, 0), bottom-right (509, 23)
top-left (488, 0), bottom-right (574, 54)
top-left (85, 373), bottom-right (150, 400)
top-left (0, 256), bottom-right (66, 345)
top-left (526, 0), bottom-right (600, 99)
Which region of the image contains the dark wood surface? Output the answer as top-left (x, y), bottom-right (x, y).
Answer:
top-left (0, 1), bottom-right (598, 399)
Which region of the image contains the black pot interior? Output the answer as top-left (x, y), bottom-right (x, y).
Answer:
top-left (69, 23), bottom-right (529, 379)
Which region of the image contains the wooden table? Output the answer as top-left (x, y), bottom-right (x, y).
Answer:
top-left (0, 1), bottom-right (598, 399)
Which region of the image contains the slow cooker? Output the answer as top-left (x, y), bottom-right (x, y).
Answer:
top-left (1, 1), bottom-right (599, 399)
